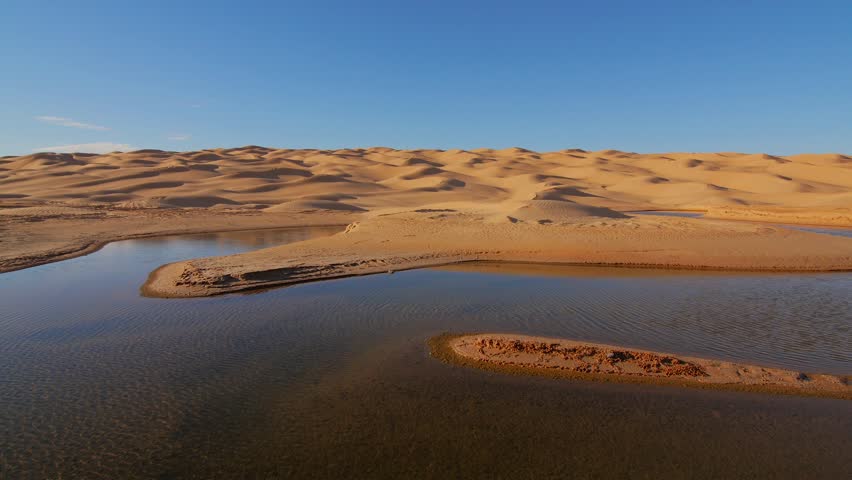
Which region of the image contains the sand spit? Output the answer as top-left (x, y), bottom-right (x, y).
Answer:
top-left (141, 210), bottom-right (852, 298)
top-left (430, 333), bottom-right (852, 399)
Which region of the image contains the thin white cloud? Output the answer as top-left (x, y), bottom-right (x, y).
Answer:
top-left (32, 142), bottom-right (135, 154)
top-left (168, 133), bottom-right (191, 141)
top-left (35, 115), bottom-right (109, 131)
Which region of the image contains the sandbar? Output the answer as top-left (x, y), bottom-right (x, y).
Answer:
top-left (430, 333), bottom-right (852, 399)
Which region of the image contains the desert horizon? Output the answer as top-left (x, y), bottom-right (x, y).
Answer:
top-left (3, 146), bottom-right (850, 211)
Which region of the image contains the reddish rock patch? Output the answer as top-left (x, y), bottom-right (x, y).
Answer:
top-left (474, 337), bottom-right (707, 377)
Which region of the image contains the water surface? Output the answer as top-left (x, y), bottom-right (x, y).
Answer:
top-left (0, 228), bottom-right (850, 478)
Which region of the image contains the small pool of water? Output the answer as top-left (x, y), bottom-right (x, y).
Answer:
top-left (0, 228), bottom-right (850, 478)
top-left (630, 210), bottom-right (852, 239)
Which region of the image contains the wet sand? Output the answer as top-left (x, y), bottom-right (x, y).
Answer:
top-left (431, 333), bottom-right (852, 399)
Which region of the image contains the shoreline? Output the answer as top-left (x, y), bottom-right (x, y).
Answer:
top-left (429, 333), bottom-right (852, 400)
top-left (3, 207), bottom-right (851, 298)
top-left (139, 211), bottom-right (852, 298)
top-left (3, 147), bottom-right (851, 289)
top-left (0, 207), bottom-right (355, 274)
top-left (0, 222), bottom-right (349, 275)
top-left (4, 216), bottom-right (849, 278)
top-left (141, 258), bottom-right (852, 298)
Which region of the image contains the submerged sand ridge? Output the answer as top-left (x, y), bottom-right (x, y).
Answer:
top-left (432, 334), bottom-right (852, 399)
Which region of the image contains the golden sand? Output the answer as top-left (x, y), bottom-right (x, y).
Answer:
top-left (430, 333), bottom-right (852, 400)
top-left (1, 147), bottom-right (850, 294)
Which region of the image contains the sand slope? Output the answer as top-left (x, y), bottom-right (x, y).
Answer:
top-left (2, 147), bottom-right (850, 219)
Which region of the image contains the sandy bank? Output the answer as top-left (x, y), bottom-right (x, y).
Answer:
top-left (0, 207), bottom-right (353, 274)
top-left (141, 210), bottom-right (852, 298)
top-left (3, 146), bottom-right (851, 283)
top-left (430, 333), bottom-right (851, 399)
top-left (705, 206), bottom-right (852, 227)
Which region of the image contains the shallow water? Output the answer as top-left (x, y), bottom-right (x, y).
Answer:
top-left (0, 228), bottom-right (850, 478)
top-left (630, 210), bottom-right (852, 238)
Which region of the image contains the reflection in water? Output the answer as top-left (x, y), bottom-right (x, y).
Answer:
top-left (0, 229), bottom-right (850, 478)
top-left (134, 226), bottom-right (345, 250)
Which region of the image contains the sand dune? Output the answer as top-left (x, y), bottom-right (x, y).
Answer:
top-left (502, 200), bottom-right (627, 223)
top-left (2, 147), bottom-right (850, 218)
top-left (3, 146), bottom-right (852, 289)
top-left (266, 199), bottom-right (366, 213)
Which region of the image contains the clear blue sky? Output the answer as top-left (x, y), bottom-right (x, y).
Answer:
top-left (2, 0), bottom-right (851, 155)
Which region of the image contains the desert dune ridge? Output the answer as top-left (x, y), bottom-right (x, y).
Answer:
top-left (2, 147), bottom-right (850, 223)
top-left (2, 146), bottom-right (852, 294)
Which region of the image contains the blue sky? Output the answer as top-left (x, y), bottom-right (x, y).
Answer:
top-left (2, 0), bottom-right (851, 155)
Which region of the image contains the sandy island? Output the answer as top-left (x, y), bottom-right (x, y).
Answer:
top-left (1, 147), bottom-right (851, 295)
top-left (430, 333), bottom-right (852, 399)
